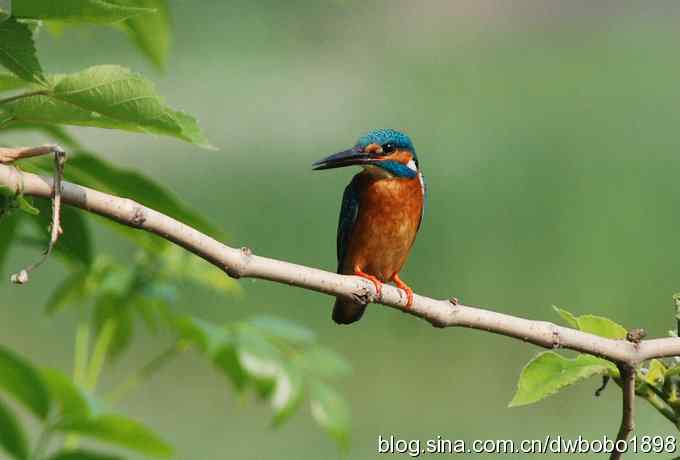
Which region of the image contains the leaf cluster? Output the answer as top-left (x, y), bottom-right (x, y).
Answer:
top-left (0, 1), bottom-right (353, 457)
top-left (511, 306), bottom-right (680, 431)
top-left (0, 345), bottom-right (172, 460)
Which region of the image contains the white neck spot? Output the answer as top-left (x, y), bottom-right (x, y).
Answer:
top-left (406, 159), bottom-right (417, 172)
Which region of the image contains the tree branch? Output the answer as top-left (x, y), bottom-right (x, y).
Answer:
top-left (1, 162), bottom-right (680, 367)
top-left (610, 364), bottom-right (635, 460)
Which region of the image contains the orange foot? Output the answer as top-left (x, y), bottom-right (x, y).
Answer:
top-left (392, 273), bottom-right (414, 308)
top-left (354, 267), bottom-right (383, 301)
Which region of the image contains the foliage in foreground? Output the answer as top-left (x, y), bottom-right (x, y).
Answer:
top-left (0, 2), bottom-right (351, 459)
top-left (511, 306), bottom-right (680, 431)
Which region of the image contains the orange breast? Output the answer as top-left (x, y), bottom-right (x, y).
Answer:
top-left (340, 172), bottom-right (424, 281)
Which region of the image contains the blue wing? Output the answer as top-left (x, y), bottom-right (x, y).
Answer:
top-left (336, 175), bottom-right (361, 273)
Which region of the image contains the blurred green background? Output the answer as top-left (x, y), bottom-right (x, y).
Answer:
top-left (4, 1), bottom-right (680, 458)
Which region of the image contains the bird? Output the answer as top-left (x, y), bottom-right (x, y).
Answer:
top-left (313, 129), bottom-right (426, 324)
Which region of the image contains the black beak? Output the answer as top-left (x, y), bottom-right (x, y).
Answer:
top-left (312, 147), bottom-right (376, 171)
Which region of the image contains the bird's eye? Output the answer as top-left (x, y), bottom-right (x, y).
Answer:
top-left (382, 143), bottom-right (395, 154)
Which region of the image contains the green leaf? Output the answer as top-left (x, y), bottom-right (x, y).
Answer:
top-left (236, 325), bottom-right (284, 398)
top-left (45, 257), bottom-right (118, 314)
top-left (4, 66), bottom-right (212, 147)
top-left (0, 106), bottom-right (11, 126)
top-left (51, 66), bottom-right (166, 127)
top-left (310, 381), bottom-right (351, 450)
top-left (13, 1), bottom-right (153, 24)
top-left (576, 315), bottom-right (627, 339)
top-left (21, 19), bottom-right (43, 38)
top-left (0, 398), bottom-right (29, 460)
top-left (84, 264), bottom-right (137, 359)
top-left (509, 351), bottom-right (617, 407)
top-left (116, 0), bottom-right (170, 69)
top-left (213, 345), bottom-right (248, 391)
top-left (552, 306), bottom-right (578, 328)
top-left (40, 368), bottom-right (91, 420)
top-left (237, 326), bottom-right (283, 370)
top-left (0, 345), bottom-right (50, 418)
top-left (98, 261), bottom-right (136, 298)
top-left (553, 307), bottom-right (627, 339)
top-left (645, 359), bottom-right (666, 387)
top-left (52, 66), bottom-right (211, 146)
top-left (48, 449), bottom-right (123, 460)
top-left (271, 362), bottom-right (304, 427)
top-left (167, 109), bottom-right (213, 149)
top-left (248, 315), bottom-right (316, 345)
top-left (2, 92), bottom-right (137, 131)
top-left (174, 316), bottom-right (230, 356)
top-left (56, 414), bottom-right (173, 458)
top-left (133, 281), bottom-right (176, 332)
top-left (156, 245), bottom-right (238, 294)
top-left (66, 151), bottom-right (221, 238)
top-left (29, 199), bottom-right (93, 267)
top-left (16, 195), bottom-right (39, 215)
top-left (0, 18), bottom-right (46, 85)
top-left (0, 73), bottom-right (29, 92)
top-left (295, 346), bottom-right (352, 379)
top-left (45, 269), bottom-right (90, 314)
top-left (93, 300), bottom-right (134, 360)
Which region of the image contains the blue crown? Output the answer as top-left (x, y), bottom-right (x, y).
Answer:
top-left (355, 129), bottom-right (416, 160)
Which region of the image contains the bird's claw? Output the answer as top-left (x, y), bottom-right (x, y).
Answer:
top-left (354, 269), bottom-right (383, 302)
top-left (392, 274), bottom-right (414, 309)
top-left (402, 286), bottom-right (414, 308)
top-left (372, 280), bottom-right (383, 301)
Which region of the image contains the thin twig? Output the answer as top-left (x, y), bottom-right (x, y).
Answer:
top-left (0, 144), bottom-right (60, 164)
top-left (641, 388), bottom-right (680, 427)
top-left (610, 364), bottom-right (636, 460)
top-left (9, 144), bottom-right (66, 284)
top-left (594, 376), bottom-right (610, 397)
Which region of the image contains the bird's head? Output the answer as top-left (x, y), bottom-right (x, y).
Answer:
top-left (312, 129), bottom-right (419, 179)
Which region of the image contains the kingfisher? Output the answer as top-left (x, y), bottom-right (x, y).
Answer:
top-left (313, 129), bottom-right (426, 324)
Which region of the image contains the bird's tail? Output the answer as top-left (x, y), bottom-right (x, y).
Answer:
top-left (332, 297), bottom-right (366, 325)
